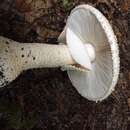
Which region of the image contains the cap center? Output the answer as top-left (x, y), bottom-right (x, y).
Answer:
top-left (85, 43), bottom-right (96, 62)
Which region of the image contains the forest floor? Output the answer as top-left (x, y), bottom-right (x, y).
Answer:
top-left (0, 0), bottom-right (130, 130)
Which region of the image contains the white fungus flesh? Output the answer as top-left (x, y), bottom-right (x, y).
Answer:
top-left (0, 4), bottom-right (120, 102)
top-left (59, 5), bottom-right (120, 101)
top-left (0, 36), bottom-right (75, 88)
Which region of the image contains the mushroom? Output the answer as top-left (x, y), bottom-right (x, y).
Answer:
top-left (0, 5), bottom-right (120, 101)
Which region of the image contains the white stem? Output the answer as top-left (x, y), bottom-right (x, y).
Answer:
top-left (0, 36), bottom-right (75, 71)
top-left (17, 43), bottom-right (75, 70)
top-left (0, 36), bottom-right (96, 87)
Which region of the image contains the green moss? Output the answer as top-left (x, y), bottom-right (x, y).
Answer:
top-left (62, 0), bottom-right (74, 11)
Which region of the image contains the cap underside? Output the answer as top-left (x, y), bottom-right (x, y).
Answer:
top-left (58, 5), bottom-right (120, 101)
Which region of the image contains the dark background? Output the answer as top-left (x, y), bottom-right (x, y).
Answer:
top-left (0, 0), bottom-right (129, 130)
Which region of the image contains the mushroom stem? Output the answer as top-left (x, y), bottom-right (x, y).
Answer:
top-left (18, 43), bottom-right (75, 70)
top-left (1, 36), bottom-right (75, 71)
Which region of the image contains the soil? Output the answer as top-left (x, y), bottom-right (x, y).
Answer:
top-left (0, 0), bottom-right (129, 130)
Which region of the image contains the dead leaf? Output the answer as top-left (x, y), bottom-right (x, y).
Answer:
top-left (15, 0), bottom-right (60, 38)
top-left (120, 1), bottom-right (130, 12)
top-left (127, 98), bottom-right (130, 109)
top-left (15, 0), bottom-right (32, 13)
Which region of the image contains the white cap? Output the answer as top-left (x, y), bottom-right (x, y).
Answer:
top-left (58, 4), bottom-right (120, 101)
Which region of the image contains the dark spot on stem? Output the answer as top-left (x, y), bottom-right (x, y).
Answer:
top-left (0, 71), bottom-right (4, 78)
top-left (21, 47), bottom-right (24, 50)
top-left (27, 50), bottom-right (31, 57)
top-left (21, 54), bottom-right (24, 58)
top-left (6, 41), bottom-right (9, 44)
top-left (5, 49), bottom-right (8, 52)
top-left (33, 57), bottom-right (36, 60)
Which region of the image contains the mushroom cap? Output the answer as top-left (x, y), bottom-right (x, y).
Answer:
top-left (58, 5), bottom-right (120, 101)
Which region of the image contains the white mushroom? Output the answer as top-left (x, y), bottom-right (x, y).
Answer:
top-left (59, 5), bottom-right (120, 101)
top-left (0, 5), bottom-right (120, 101)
